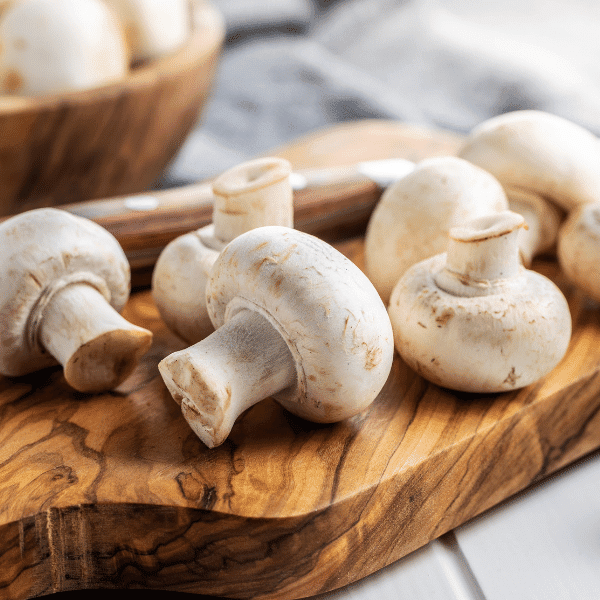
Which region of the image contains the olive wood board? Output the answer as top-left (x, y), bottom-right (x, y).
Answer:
top-left (1, 121), bottom-right (599, 600)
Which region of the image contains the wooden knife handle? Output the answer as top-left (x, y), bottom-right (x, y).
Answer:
top-left (0, 169), bottom-right (382, 286)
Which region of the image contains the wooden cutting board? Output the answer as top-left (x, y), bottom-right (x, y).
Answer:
top-left (1, 120), bottom-right (599, 600)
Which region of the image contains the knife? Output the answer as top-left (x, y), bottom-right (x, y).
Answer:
top-left (1, 158), bottom-right (415, 284)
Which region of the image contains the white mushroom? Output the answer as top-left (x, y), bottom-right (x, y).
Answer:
top-left (0, 0), bottom-right (129, 96)
top-left (458, 110), bottom-right (600, 212)
top-left (158, 226), bottom-right (394, 448)
top-left (388, 211), bottom-right (572, 393)
top-left (0, 208), bottom-right (153, 392)
top-left (364, 156), bottom-right (509, 305)
top-left (152, 157), bottom-right (293, 344)
top-left (458, 110), bottom-right (600, 296)
top-left (103, 0), bottom-right (191, 63)
top-left (557, 203), bottom-right (600, 302)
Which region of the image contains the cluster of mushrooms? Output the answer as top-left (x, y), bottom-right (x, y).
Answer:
top-left (0, 109), bottom-right (597, 449)
top-left (0, 0), bottom-right (191, 96)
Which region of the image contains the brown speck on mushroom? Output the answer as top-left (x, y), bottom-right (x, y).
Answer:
top-left (253, 241), bottom-right (269, 252)
top-left (365, 345), bottom-right (383, 370)
top-left (272, 244), bottom-right (298, 265)
top-left (28, 272), bottom-right (42, 288)
top-left (435, 307), bottom-right (455, 327)
top-left (503, 367), bottom-right (519, 386)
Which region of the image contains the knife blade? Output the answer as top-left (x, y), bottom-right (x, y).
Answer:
top-left (1, 158), bottom-right (415, 284)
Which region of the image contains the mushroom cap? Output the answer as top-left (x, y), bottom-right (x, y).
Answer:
top-left (389, 253), bottom-right (572, 393)
top-left (104, 0), bottom-right (191, 62)
top-left (206, 226), bottom-right (395, 422)
top-left (151, 226), bottom-right (222, 343)
top-left (558, 203), bottom-right (600, 302)
top-left (364, 156), bottom-right (508, 304)
top-left (0, 0), bottom-right (128, 96)
top-left (0, 208), bottom-right (131, 376)
top-left (458, 110), bottom-right (600, 212)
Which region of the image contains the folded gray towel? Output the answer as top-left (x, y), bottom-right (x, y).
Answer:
top-left (165, 0), bottom-right (600, 184)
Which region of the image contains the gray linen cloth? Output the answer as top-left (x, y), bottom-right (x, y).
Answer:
top-left (166, 0), bottom-right (600, 184)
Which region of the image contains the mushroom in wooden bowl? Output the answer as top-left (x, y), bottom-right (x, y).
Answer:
top-left (0, 0), bottom-right (225, 217)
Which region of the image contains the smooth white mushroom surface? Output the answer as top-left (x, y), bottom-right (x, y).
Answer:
top-left (506, 187), bottom-right (563, 265)
top-left (152, 157), bottom-right (294, 344)
top-left (103, 0), bottom-right (191, 62)
top-left (0, 208), bottom-right (152, 392)
top-left (557, 203), bottom-right (600, 302)
top-left (389, 211), bottom-right (572, 393)
top-left (158, 226), bottom-right (394, 448)
top-left (458, 110), bottom-right (600, 213)
top-left (0, 0), bottom-right (129, 96)
top-left (364, 156), bottom-right (509, 304)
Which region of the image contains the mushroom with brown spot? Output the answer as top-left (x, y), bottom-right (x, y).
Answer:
top-left (0, 0), bottom-right (129, 96)
top-left (158, 226), bottom-right (394, 448)
top-left (388, 211), bottom-right (571, 393)
top-left (0, 208), bottom-right (153, 392)
top-left (152, 157), bottom-right (294, 343)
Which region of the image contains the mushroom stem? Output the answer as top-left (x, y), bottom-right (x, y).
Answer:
top-left (507, 188), bottom-right (563, 266)
top-left (38, 283), bottom-right (153, 393)
top-left (158, 308), bottom-right (296, 448)
top-left (435, 211), bottom-right (525, 296)
top-left (510, 197), bottom-right (542, 266)
top-left (558, 203), bottom-right (600, 302)
top-left (211, 157), bottom-right (293, 244)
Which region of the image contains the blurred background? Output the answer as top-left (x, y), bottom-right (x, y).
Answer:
top-left (165, 0), bottom-right (600, 185)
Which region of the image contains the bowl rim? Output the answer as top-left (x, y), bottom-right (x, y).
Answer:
top-left (0, 0), bottom-right (225, 114)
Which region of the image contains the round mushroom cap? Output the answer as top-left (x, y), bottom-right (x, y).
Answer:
top-left (206, 226), bottom-right (395, 422)
top-left (0, 208), bottom-right (131, 376)
top-left (151, 226), bottom-right (222, 343)
top-left (389, 253), bottom-right (572, 393)
top-left (458, 110), bottom-right (600, 212)
top-left (364, 156), bottom-right (509, 304)
top-left (0, 0), bottom-right (128, 96)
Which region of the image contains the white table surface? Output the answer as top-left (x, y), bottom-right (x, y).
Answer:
top-left (318, 449), bottom-right (600, 600)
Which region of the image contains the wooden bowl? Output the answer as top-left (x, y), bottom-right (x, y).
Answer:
top-left (0, 0), bottom-right (225, 217)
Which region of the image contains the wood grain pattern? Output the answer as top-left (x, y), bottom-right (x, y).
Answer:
top-left (0, 249), bottom-right (599, 600)
top-left (0, 124), bottom-right (598, 600)
top-left (0, 0), bottom-right (224, 217)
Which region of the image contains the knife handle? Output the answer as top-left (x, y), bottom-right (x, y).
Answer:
top-left (10, 168), bottom-right (382, 285)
